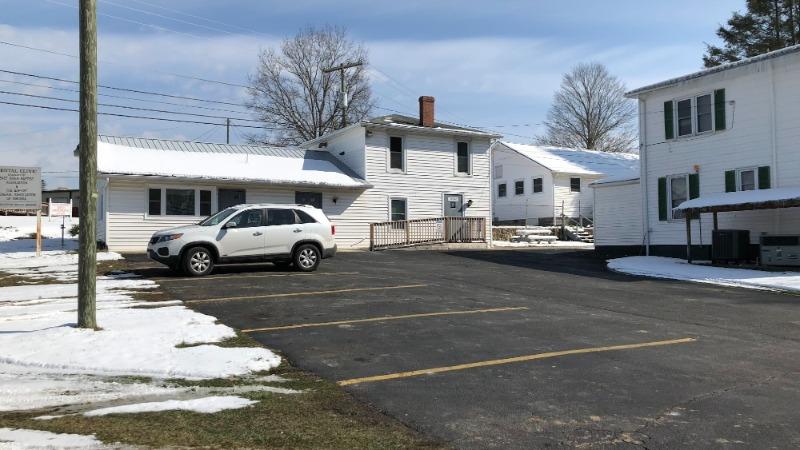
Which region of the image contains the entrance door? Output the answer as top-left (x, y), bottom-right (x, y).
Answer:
top-left (218, 189), bottom-right (246, 210)
top-left (444, 194), bottom-right (464, 217)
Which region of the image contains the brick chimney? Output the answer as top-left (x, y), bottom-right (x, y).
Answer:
top-left (419, 96), bottom-right (435, 127)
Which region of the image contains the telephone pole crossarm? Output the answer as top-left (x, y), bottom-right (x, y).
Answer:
top-left (322, 60), bottom-right (363, 128)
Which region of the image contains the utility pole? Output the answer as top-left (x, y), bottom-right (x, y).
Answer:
top-left (77, 0), bottom-right (98, 329)
top-left (322, 60), bottom-right (363, 128)
top-left (226, 118), bottom-right (230, 144)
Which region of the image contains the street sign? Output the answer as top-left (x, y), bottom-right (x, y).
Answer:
top-left (0, 166), bottom-right (41, 210)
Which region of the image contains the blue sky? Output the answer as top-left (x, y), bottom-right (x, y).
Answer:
top-left (0, 0), bottom-right (741, 187)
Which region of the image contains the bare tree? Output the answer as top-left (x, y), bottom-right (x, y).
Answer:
top-left (536, 63), bottom-right (637, 153)
top-left (246, 26), bottom-right (372, 145)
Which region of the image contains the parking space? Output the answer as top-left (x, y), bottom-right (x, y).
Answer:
top-left (129, 249), bottom-right (800, 449)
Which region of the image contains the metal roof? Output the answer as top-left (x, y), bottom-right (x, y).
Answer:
top-left (97, 135), bottom-right (368, 184)
top-left (626, 44), bottom-right (800, 97)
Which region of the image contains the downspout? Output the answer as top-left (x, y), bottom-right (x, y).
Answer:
top-left (639, 97), bottom-right (650, 255)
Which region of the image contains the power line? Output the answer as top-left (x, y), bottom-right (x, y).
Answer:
top-left (0, 99), bottom-right (288, 129)
top-left (0, 68), bottom-right (245, 107)
top-left (98, 0), bottom-right (237, 36)
top-left (0, 38), bottom-right (250, 90)
top-left (0, 89), bottom-right (265, 123)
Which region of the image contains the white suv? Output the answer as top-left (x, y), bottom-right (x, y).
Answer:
top-left (147, 204), bottom-right (337, 276)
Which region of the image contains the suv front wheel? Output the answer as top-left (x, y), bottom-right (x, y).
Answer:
top-left (183, 246), bottom-right (215, 276)
top-left (293, 244), bottom-right (320, 272)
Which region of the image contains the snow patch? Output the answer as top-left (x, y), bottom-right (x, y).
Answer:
top-left (608, 256), bottom-right (800, 293)
top-left (83, 396), bottom-right (257, 416)
top-left (0, 427), bottom-right (104, 449)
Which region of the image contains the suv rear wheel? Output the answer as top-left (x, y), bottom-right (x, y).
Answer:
top-left (183, 246), bottom-right (214, 276)
top-left (293, 244), bottom-right (320, 272)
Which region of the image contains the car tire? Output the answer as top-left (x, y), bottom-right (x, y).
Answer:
top-left (183, 246), bottom-right (214, 277)
top-left (293, 244), bottom-right (320, 272)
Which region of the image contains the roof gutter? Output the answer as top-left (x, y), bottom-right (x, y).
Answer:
top-left (100, 173), bottom-right (373, 190)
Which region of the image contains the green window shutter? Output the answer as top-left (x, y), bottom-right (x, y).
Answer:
top-left (664, 101), bottom-right (674, 139)
top-left (724, 170), bottom-right (736, 192)
top-left (689, 173), bottom-right (700, 199)
top-left (658, 177), bottom-right (668, 221)
top-left (758, 166), bottom-right (771, 189)
top-left (714, 89), bottom-right (726, 131)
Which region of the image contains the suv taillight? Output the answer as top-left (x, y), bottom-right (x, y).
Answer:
top-left (331, 225), bottom-right (336, 235)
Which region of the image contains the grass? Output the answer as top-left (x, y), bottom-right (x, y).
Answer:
top-left (0, 363), bottom-right (443, 449)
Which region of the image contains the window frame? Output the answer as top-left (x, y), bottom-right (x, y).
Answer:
top-left (736, 167), bottom-right (758, 192)
top-left (145, 185), bottom-right (217, 218)
top-left (387, 135), bottom-right (406, 173)
top-left (497, 182), bottom-right (507, 198)
top-left (532, 177), bottom-right (543, 194)
top-left (569, 177), bottom-right (581, 193)
top-left (695, 93), bottom-right (713, 134)
top-left (389, 197), bottom-right (408, 222)
top-left (675, 97), bottom-right (694, 137)
top-left (454, 141), bottom-right (471, 176)
top-left (667, 173), bottom-right (690, 221)
top-left (226, 208), bottom-right (266, 229)
top-left (514, 179), bottom-right (525, 196)
top-left (671, 91), bottom-right (716, 138)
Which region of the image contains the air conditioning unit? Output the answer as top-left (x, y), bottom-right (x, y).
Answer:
top-left (712, 229), bottom-right (750, 262)
top-left (760, 235), bottom-right (800, 267)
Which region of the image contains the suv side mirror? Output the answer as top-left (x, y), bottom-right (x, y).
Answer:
top-left (223, 221), bottom-right (236, 229)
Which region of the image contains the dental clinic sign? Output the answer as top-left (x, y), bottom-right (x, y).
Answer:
top-left (0, 166), bottom-right (41, 210)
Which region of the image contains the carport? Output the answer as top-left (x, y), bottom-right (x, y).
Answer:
top-left (678, 186), bottom-right (800, 263)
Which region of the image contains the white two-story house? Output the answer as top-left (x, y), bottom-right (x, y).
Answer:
top-left (94, 96), bottom-right (499, 252)
top-left (593, 45), bottom-right (800, 258)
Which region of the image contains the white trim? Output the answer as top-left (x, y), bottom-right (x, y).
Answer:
top-left (666, 173), bottom-right (689, 221)
top-left (145, 184), bottom-right (217, 218)
top-left (453, 140), bottom-right (472, 176)
top-left (388, 196), bottom-right (408, 221)
top-left (386, 134), bottom-right (407, 174)
top-left (735, 167), bottom-right (759, 192)
top-left (671, 91), bottom-right (717, 139)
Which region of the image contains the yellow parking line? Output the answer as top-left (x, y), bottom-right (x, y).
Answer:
top-left (337, 337), bottom-right (697, 386)
top-left (242, 306), bottom-right (529, 333)
top-left (154, 271), bottom-right (360, 282)
top-left (185, 284), bottom-right (428, 305)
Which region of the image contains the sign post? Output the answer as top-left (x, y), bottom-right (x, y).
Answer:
top-left (0, 166), bottom-right (42, 255)
top-left (49, 199), bottom-right (73, 249)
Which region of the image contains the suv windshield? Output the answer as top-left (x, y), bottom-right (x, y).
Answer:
top-left (199, 207), bottom-right (237, 226)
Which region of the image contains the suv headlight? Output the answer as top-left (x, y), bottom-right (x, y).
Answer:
top-left (158, 233), bottom-right (183, 243)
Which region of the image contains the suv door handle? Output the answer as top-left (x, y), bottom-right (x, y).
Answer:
top-left (253, 231), bottom-right (263, 236)
top-left (293, 229), bottom-right (302, 233)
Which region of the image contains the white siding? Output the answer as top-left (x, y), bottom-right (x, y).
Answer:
top-left (104, 179), bottom-right (367, 252)
top-left (553, 174), bottom-right (600, 219)
top-left (639, 52), bottom-right (800, 247)
top-left (593, 181), bottom-right (643, 246)
top-left (491, 145), bottom-right (554, 223)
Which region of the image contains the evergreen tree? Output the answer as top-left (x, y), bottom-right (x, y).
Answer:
top-left (704, 0), bottom-right (800, 67)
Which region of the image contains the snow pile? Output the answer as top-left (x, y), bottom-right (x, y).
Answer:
top-left (493, 240), bottom-right (594, 249)
top-left (0, 250), bottom-right (123, 282)
top-left (0, 428), bottom-right (104, 449)
top-left (608, 256), bottom-right (800, 293)
top-left (84, 396), bottom-right (257, 417)
top-left (0, 249), bottom-right (281, 412)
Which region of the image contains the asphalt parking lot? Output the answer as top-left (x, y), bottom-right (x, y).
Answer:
top-left (131, 249), bottom-right (800, 449)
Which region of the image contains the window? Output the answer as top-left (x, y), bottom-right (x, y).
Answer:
top-left (295, 191), bottom-right (322, 209)
top-left (456, 142), bottom-right (470, 174)
top-left (199, 190), bottom-right (212, 216)
top-left (668, 174), bottom-right (689, 220)
top-left (515, 180), bottom-right (524, 195)
top-left (570, 177), bottom-right (581, 192)
top-left (677, 98), bottom-right (692, 137)
top-left (148, 188), bottom-right (161, 216)
top-left (389, 136), bottom-right (404, 171)
top-left (390, 198), bottom-right (407, 221)
top-left (294, 209), bottom-right (317, 224)
top-left (498, 183), bottom-right (507, 198)
top-left (200, 208), bottom-right (237, 226)
top-left (533, 177), bottom-right (543, 193)
top-left (696, 94), bottom-right (712, 133)
top-left (228, 209), bottom-right (264, 228)
top-left (166, 189), bottom-right (195, 215)
top-left (493, 165), bottom-right (503, 179)
top-left (738, 168), bottom-right (757, 191)
top-left (267, 208), bottom-right (297, 226)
